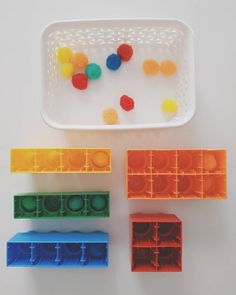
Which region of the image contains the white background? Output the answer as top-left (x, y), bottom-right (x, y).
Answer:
top-left (0, 0), bottom-right (235, 294)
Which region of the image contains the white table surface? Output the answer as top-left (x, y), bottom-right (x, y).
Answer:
top-left (0, 0), bottom-right (236, 294)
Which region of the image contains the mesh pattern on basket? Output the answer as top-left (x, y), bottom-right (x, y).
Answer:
top-left (44, 24), bottom-right (194, 123)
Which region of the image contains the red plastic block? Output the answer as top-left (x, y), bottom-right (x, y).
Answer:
top-left (130, 213), bottom-right (182, 272)
top-left (126, 149), bottom-right (227, 199)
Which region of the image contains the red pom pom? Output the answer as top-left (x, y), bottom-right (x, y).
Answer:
top-left (72, 73), bottom-right (88, 90)
top-left (117, 44), bottom-right (133, 61)
top-left (120, 95), bottom-right (134, 111)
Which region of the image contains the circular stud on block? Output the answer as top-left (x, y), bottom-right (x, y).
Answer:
top-left (60, 63), bottom-right (74, 78)
top-left (128, 151), bottom-right (148, 170)
top-left (178, 176), bottom-right (192, 193)
top-left (67, 195), bottom-right (84, 212)
top-left (160, 60), bottom-right (177, 76)
top-left (102, 108), bottom-right (118, 125)
top-left (91, 151), bottom-right (109, 168)
top-left (89, 195), bottom-right (107, 212)
top-left (20, 197), bottom-right (37, 213)
top-left (106, 53), bottom-right (122, 70)
top-left (72, 73), bottom-right (88, 90)
top-left (203, 153), bottom-right (217, 172)
top-left (152, 153), bottom-right (169, 171)
top-left (67, 151), bottom-right (86, 169)
top-left (128, 175), bottom-right (147, 193)
top-left (85, 63), bottom-right (102, 80)
top-left (153, 175), bottom-right (169, 194)
top-left (71, 52), bottom-right (88, 69)
top-left (117, 43), bottom-right (133, 61)
top-left (142, 59), bottom-right (160, 76)
top-left (57, 47), bottom-right (73, 64)
top-left (178, 153), bottom-right (192, 170)
top-left (44, 196), bottom-right (60, 213)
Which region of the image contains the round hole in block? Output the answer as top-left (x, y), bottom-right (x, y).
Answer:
top-left (128, 152), bottom-right (148, 170)
top-left (67, 195), bottom-right (84, 212)
top-left (178, 176), bottom-right (192, 193)
top-left (133, 223), bottom-right (152, 239)
top-left (203, 153), bottom-right (217, 171)
top-left (91, 151), bottom-right (109, 168)
top-left (129, 176), bottom-right (147, 193)
top-left (46, 151), bottom-right (60, 167)
top-left (20, 197), bottom-right (37, 213)
top-left (90, 195), bottom-right (107, 212)
top-left (44, 196), bottom-right (60, 212)
top-left (68, 151), bottom-right (86, 168)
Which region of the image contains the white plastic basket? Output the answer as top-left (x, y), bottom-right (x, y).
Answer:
top-left (41, 19), bottom-right (195, 130)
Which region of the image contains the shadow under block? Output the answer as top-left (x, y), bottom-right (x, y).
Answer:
top-left (14, 192), bottom-right (110, 219)
top-left (130, 213), bottom-right (182, 272)
top-left (7, 231), bottom-right (109, 268)
top-left (10, 148), bottom-right (111, 173)
top-left (126, 149), bottom-right (227, 199)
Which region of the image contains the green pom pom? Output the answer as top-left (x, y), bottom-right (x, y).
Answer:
top-left (85, 63), bottom-right (102, 80)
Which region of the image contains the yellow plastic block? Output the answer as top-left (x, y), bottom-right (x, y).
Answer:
top-left (11, 148), bottom-right (111, 173)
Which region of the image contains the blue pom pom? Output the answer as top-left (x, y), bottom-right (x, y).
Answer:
top-left (106, 53), bottom-right (122, 70)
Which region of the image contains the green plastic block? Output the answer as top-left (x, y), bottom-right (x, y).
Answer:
top-left (14, 192), bottom-right (110, 219)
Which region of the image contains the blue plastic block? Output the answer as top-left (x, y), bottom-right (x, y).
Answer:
top-left (7, 231), bottom-right (109, 268)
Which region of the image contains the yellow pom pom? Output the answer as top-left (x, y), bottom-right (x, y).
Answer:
top-left (102, 108), bottom-right (118, 125)
top-left (161, 99), bottom-right (178, 114)
top-left (60, 63), bottom-right (74, 78)
top-left (142, 59), bottom-right (160, 76)
top-left (57, 47), bottom-right (73, 64)
top-left (160, 60), bottom-right (177, 76)
top-left (72, 52), bottom-right (88, 69)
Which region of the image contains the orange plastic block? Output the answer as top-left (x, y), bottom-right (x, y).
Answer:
top-left (130, 213), bottom-right (182, 272)
top-left (126, 149), bottom-right (227, 199)
top-left (11, 148), bottom-right (111, 173)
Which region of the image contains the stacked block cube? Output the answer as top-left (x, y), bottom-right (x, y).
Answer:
top-left (7, 231), bottom-right (108, 268)
top-left (11, 148), bottom-right (111, 173)
top-left (130, 213), bottom-right (182, 272)
top-left (127, 149), bottom-right (226, 199)
top-left (14, 192), bottom-right (110, 219)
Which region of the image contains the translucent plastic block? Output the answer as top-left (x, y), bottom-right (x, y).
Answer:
top-left (127, 150), bottom-right (151, 174)
top-left (132, 248), bottom-right (158, 272)
top-left (202, 150), bottom-right (226, 174)
top-left (11, 148), bottom-right (111, 173)
top-left (151, 150), bottom-right (177, 174)
top-left (14, 192), bottom-right (110, 219)
top-left (177, 150), bottom-right (202, 174)
top-left (7, 232), bottom-right (109, 268)
top-left (152, 175), bottom-right (177, 198)
top-left (126, 149), bottom-right (227, 199)
top-left (158, 247), bottom-right (181, 272)
top-left (127, 175), bottom-right (152, 198)
top-left (202, 175), bottom-right (226, 198)
top-left (177, 175), bottom-right (203, 198)
top-left (130, 213), bottom-right (182, 272)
